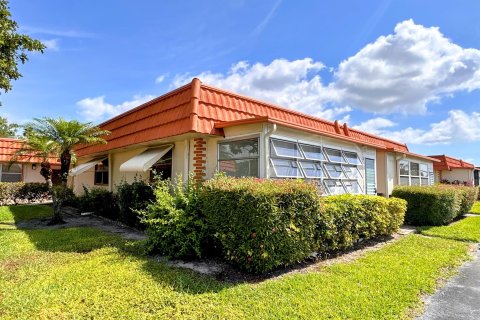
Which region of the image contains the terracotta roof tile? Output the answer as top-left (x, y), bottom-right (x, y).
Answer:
top-left (0, 138), bottom-right (60, 164)
top-left (76, 78), bottom-right (412, 156)
top-left (429, 155), bottom-right (475, 170)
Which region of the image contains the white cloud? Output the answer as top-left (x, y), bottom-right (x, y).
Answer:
top-left (42, 39), bottom-right (59, 51)
top-left (155, 74), bottom-right (168, 84)
top-left (357, 110), bottom-right (480, 145)
top-left (253, 0), bottom-right (282, 35)
top-left (172, 58), bottom-right (346, 120)
top-left (334, 19), bottom-right (480, 114)
top-left (77, 95), bottom-right (155, 122)
top-left (353, 117), bottom-right (397, 135)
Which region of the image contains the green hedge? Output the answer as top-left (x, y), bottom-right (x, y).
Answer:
top-left (77, 187), bottom-right (118, 220)
top-left (0, 182), bottom-right (50, 205)
top-left (320, 194), bottom-right (406, 251)
top-left (117, 180), bottom-right (155, 229)
top-left (392, 185), bottom-right (478, 226)
top-left (201, 177), bottom-right (322, 273)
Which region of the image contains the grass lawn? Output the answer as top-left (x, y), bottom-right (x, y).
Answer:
top-left (418, 216), bottom-right (480, 242)
top-left (0, 205), bottom-right (473, 319)
top-left (470, 201), bottom-right (480, 214)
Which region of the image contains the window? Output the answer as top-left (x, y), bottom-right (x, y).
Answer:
top-left (299, 161), bottom-right (324, 178)
top-left (1, 163), bottom-right (22, 182)
top-left (324, 148), bottom-right (347, 163)
top-left (344, 151), bottom-right (362, 165)
top-left (271, 139), bottom-right (302, 158)
top-left (270, 158), bottom-right (303, 178)
top-left (94, 159), bottom-right (109, 185)
top-left (300, 144), bottom-right (325, 161)
top-left (324, 163), bottom-right (347, 179)
top-left (343, 180), bottom-right (362, 194)
top-left (343, 165), bottom-right (362, 180)
top-left (150, 149), bottom-right (172, 181)
top-left (324, 180), bottom-right (346, 195)
top-left (218, 138), bottom-right (259, 177)
top-left (399, 160), bottom-right (433, 186)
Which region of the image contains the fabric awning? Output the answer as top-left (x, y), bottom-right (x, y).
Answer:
top-left (119, 145), bottom-right (173, 172)
top-left (70, 157), bottom-right (107, 176)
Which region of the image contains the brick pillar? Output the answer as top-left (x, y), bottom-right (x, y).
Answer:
top-left (193, 138), bottom-right (207, 182)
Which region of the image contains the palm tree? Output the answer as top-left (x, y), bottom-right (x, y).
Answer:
top-left (21, 118), bottom-right (110, 224)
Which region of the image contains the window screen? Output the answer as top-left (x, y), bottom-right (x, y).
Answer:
top-left (324, 148), bottom-right (346, 163)
top-left (94, 159), bottom-right (109, 185)
top-left (343, 151), bottom-right (362, 165)
top-left (300, 144), bottom-right (325, 161)
top-left (271, 139), bottom-right (302, 158)
top-left (1, 164), bottom-right (22, 182)
top-left (270, 158), bottom-right (303, 178)
top-left (299, 161), bottom-right (324, 178)
top-left (218, 139), bottom-right (259, 177)
top-left (343, 180), bottom-right (362, 194)
top-left (324, 163), bottom-right (347, 179)
top-left (324, 180), bottom-right (346, 195)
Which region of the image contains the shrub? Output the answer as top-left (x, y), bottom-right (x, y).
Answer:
top-left (141, 177), bottom-right (209, 259)
top-left (391, 185), bottom-right (477, 226)
top-left (77, 187), bottom-right (118, 219)
top-left (0, 182), bottom-right (50, 205)
top-left (320, 195), bottom-right (406, 251)
top-left (116, 179), bottom-right (155, 229)
top-left (201, 176), bottom-right (322, 273)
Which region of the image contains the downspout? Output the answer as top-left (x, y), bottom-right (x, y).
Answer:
top-left (264, 123), bottom-right (277, 179)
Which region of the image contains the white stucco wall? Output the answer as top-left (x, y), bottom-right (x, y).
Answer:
top-left (440, 168), bottom-right (474, 184)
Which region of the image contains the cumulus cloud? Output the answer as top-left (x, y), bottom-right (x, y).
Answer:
top-left (173, 58), bottom-right (346, 120)
top-left (334, 19), bottom-right (480, 114)
top-left (77, 95), bottom-right (155, 122)
top-left (356, 110), bottom-right (480, 145)
top-left (155, 74), bottom-right (168, 84)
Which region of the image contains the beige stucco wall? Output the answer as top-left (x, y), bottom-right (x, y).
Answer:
top-left (22, 164), bottom-right (46, 183)
top-left (439, 168), bottom-right (474, 184)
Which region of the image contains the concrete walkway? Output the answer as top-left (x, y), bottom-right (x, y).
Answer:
top-left (419, 245), bottom-right (480, 320)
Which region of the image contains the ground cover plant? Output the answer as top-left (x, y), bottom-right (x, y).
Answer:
top-left (0, 204), bottom-right (472, 319)
top-left (470, 201), bottom-right (480, 214)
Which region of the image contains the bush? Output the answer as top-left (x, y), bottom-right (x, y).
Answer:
top-left (141, 177), bottom-right (209, 259)
top-left (0, 182), bottom-right (50, 205)
top-left (117, 179), bottom-right (155, 229)
top-left (201, 177), bottom-right (322, 273)
top-left (77, 187), bottom-right (118, 219)
top-left (320, 195), bottom-right (406, 251)
top-left (391, 185), bottom-right (477, 226)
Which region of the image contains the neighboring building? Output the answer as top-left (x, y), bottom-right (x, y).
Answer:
top-left (0, 138), bottom-right (61, 183)
top-left (475, 167), bottom-right (480, 186)
top-left (429, 155), bottom-right (476, 185)
top-left (72, 78), bottom-right (438, 196)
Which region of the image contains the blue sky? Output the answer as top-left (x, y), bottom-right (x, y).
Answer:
top-left (3, 0), bottom-right (480, 164)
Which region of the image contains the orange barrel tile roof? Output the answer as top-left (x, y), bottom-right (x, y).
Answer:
top-left (76, 78), bottom-right (429, 159)
top-left (0, 138), bottom-right (60, 164)
top-left (429, 155), bottom-right (475, 171)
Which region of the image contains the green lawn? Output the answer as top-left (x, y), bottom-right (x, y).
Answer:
top-left (470, 201), bottom-right (480, 214)
top-left (418, 216), bottom-right (480, 242)
top-left (0, 205), bottom-right (473, 319)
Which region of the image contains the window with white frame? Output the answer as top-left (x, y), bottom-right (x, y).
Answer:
top-left (269, 138), bottom-right (364, 195)
top-left (399, 160), bottom-right (433, 186)
top-left (218, 138), bottom-right (259, 177)
top-left (0, 163), bottom-right (22, 182)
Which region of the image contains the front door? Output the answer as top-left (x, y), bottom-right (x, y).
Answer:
top-left (365, 158), bottom-right (376, 195)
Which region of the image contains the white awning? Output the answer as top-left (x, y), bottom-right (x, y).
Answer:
top-left (70, 157), bottom-right (107, 176)
top-left (119, 145), bottom-right (173, 172)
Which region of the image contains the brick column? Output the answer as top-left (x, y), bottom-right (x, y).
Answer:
top-left (193, 138), bottom-right (207, 182)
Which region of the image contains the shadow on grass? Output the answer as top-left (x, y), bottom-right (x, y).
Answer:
top-left (3, 205), bottom-right (231, 294)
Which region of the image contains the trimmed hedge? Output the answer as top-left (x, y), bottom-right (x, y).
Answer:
top-left (201, 177), bottom-right (322, 273)
top-left (77, 187), bottom-right (118, 220)
top-left (117, 180), bottom-right (155, 229)
top-left (392, 185), bottom-right (478, 226)
top-left (0, 182), bottom-right (50, 205)
top-left (321, 194), bottom-right (406, 251)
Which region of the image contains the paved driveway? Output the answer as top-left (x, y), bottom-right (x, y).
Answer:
top-left (419, 246), bottom-right (480, 320)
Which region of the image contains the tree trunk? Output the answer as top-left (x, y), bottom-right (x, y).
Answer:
top-left (47, 153), bottom-right (71, 225)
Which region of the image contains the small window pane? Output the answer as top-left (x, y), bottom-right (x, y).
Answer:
top-left (95, 159), bottom-right (109, 185)
top-left (1, 173), bottom-right (22, 182)
top-left (299, 161), bottom-right (324, 178)
top-left (300, 144), bottom-right (325, 161)
top-left (324, 148), bottom-right (346, 163)
top-left (399, 160), bottom-right (409, 175)
top-left (344, 151), bottom-right (362, 165)
top-left (271, 158), bottom-right (303, 178)
top-left (271, 139), bottom-right (302, 158)
top-left (324, 180), bottom-right (346, 195)
top-left (410, 163), bottom-right (420, 176)
top-left (343, 180), bottom-right (362, 194)
top-left (343, 165), bottom-right (361, 180)
top-left (324, 163), bottom-right (346, 179)
top-left (218, 159), bottom-right (258, 177)
top-left (421, 178), bottom-right (429, 185)
top-left (411, 177), bottom-right (420, 185)
top-left (2, 164), bottom-right (22, 173)
top-left (219, 139), bottom-right (258, 160)
top-left (400, 176), bottom-right (409, 185)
